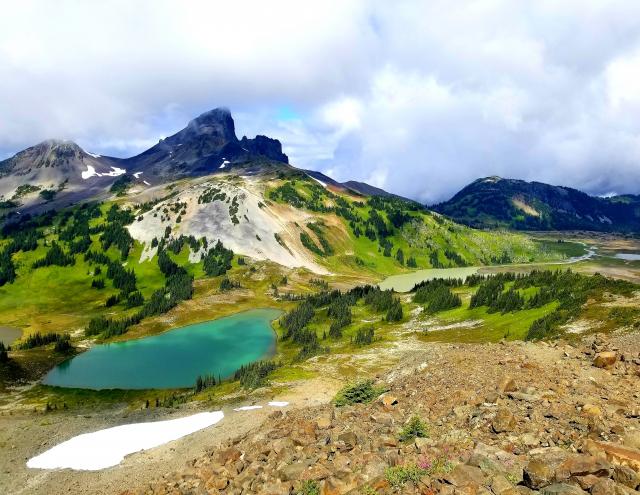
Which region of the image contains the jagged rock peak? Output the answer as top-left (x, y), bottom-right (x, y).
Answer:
top-left (185, 107), bottom-right (236, 141)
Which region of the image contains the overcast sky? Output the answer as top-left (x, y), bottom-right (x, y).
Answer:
top-left (2, 1), bottom-right (640, 203)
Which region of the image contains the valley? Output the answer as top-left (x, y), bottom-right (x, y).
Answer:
top-left (0, 110), bottom-right (639, 495)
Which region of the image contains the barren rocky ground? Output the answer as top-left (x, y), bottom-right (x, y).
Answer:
top-left (125, 332), bottom-right (640, 495)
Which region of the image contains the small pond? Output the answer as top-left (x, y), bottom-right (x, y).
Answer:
top-left (43, 308), bottom-right (282, 390)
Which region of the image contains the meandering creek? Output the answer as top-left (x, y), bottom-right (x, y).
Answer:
top-left (43, 308), bottom-right (282, 390)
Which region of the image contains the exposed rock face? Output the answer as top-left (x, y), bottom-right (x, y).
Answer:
top-left (124, 108), bottom-right (288, 179)
top-left (127, 333), bottom-right (640, 494)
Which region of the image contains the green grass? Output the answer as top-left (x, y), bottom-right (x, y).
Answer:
top-left (419, 288), bottom-right (558, 343)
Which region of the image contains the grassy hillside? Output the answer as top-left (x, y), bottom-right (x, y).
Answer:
top-left (264, 172), bottom-right (571, 276)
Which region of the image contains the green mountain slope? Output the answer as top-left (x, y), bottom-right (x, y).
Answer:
top-left (433, 176), bottom-right (640, 232)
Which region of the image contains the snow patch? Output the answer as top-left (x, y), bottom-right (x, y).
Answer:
top-left (143, 180), bottom-right (151, 186)
top-left (81, 165), bottom-right (126, 180)
top-left (309, 175), bottom-right (327, 188)
top-left (81, 165), bottom-right (99, 180)
top-left (27, 411), bottom-right (224, 471)
top-left (268, 401), bottom-right (289, 407)
top-left (133, 172), bottom-right (143, 178)
top-left (233, 405), bottom-right (263, 411)
top-left (86, 152), bottom-right (101, 158)
top-left (219, 158), bottom-right (230, 169)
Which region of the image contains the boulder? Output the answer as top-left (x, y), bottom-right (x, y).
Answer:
top-left (499, 376), bottom-right (519, 393)
top-left (493, 408), bottom-right (516, 433)
top-left (524, 459), bottom-right (555, 489)
top-left (555, 454), bottom-right (612, 480)
top-left (614, 464), bottom-right (640, 489)
top-left (585, 440), bottom-right (640, 472)
top-left (594, 351), bottom-right (617, 369)
top-left (539, 483), bottom-right (588, 494)
top-left (444, 464), bottom-right (486, 488)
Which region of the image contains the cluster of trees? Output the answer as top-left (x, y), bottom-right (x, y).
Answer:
top-left (413, 281), bottom-right (462, 313)
top-left (469, 277), bottom-right (506, 309)
top-left (110, 174), bottom-right (133, 196)
top-left (101, 223), bottom-right (134, 260)
top-left (53, 334), bottom-right (73, 352)
top-left (469, 273), bottom-right (529, 314)
top-left (234, 360), bottom-right (279, 389)
top-left (353, 325), bottom-right (375, 346)
top-left (306, 222), bottom-right (333, 255)
top-left (32, 242), bottom-right (75, 268)
top-left (364, 288), bottom-right (395, 312)
top-left (165, 235), bottom-right (202, 255)
top-left (229, 196), bottom-right (240, 224)
top-left (18, 331), bottom-right (68, 349)
top-left (327, 295), bottom-right (353, 338)
top-left (0, 342), bottom-right (9, 362)
top-left (197, 186), bottom-right (226, 204)
top-left (0, 246), bottom-right (16, 286)
top-left (85, 246), bottom-right (194, 339)
top-left (202, 240), bottom-right (233, 277)
top-left (194, 373), bottom-right (218, 393)
top-left (219, 277), bottom-right (240, 292)
top-left (384, 299), bottom-right (403, 322)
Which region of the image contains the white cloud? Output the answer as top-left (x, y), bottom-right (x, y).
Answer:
top-left (1, 0), bottom-right (640, 201)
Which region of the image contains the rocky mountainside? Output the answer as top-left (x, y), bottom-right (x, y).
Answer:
top-left (123, 108), bottom-right (288, 180)
top-left (433, 177), bottom-right (640, 232)
top-left (128, 333), bottom-right (640, 495)
top-left (0, 108), bottom-right (400, 215)
top-left (0, 140), bottom-right (124, 204)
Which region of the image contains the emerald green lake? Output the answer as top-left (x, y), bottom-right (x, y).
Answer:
top-left (43, 308), bottom-right (282, 390)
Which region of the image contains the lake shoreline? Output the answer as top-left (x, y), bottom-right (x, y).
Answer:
top-left (43, 308), bottom-right (283, 390)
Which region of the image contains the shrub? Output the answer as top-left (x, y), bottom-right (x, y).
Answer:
top-left (399, 416), bottom-right (429, 442)
top-left (297, 480), bottom-right (320, 495)
top-left (385, 464), bottom-right (426, 488)
top-left (334, 379), bottom-right (385, 407)
top-left (353, 325), bottom-right (375, 346)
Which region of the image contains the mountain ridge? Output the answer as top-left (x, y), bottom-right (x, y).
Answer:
top-left (0, 108), bottom-right (401, 216)
top-left (433, 176), bottom-right (640, 232)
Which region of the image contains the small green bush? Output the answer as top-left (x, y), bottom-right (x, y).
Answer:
top-left (385, 464), bottom-right (426, 488)
top-left (334, 379), bottom-right (385, 407)
top-left (399, 416), bottom-right (429, 442)
top-left (297, 480), bottom-right (319, 495)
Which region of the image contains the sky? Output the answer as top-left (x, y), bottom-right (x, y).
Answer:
top-left (2, 1), bottom-right (640, 203)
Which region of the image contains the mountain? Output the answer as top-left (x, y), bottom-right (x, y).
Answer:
top-left (433, 176), bottom-right (640, 232)
top-left (0, 108), bottom-right (405, 216)
top-left (123, 107), bottom-right (288, 179)
top-left (0, 139), bottom-right (125, 207)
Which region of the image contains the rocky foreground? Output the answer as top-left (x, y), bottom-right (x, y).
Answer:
top-left (126, 333), bottom-right (640, 494)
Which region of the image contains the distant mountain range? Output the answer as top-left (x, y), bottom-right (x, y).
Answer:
top-left (2, 109), bottom-right (639, 233)
top-left (433, 176), bottom-right (640, 232)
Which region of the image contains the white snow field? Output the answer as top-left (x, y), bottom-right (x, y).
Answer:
top-left (27, 411), bottom-right (224, 471)
top-left (233, 405), bottom-right (263, 411)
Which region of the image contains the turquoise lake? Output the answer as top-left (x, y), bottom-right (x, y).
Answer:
top-left (43, 308), bottom-right (282, 390)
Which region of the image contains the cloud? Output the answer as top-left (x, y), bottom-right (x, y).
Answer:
top-left (1, 0), bottom-right (640, 202)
